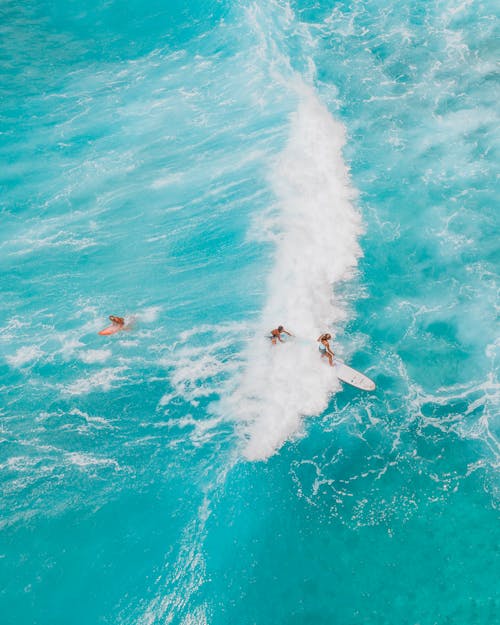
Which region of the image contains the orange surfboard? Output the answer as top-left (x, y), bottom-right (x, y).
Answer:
top-left (98, 325), bottom-right (122, 336)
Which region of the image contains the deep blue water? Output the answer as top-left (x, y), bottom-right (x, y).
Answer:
top-left (1, 1), bottom-right (499, 624)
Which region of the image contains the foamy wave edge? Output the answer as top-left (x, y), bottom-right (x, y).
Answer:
top-left (225, 84), bottom-right (363, 460)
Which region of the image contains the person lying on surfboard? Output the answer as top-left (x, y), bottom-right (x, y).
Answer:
top-left (317, 333), bottom-right (335, 366)
top-left (270, 325), bottom-right (293, 345)
top-left (98, 315), bottom-right (126, 336)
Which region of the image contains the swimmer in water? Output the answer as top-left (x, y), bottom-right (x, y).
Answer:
top-left (109, 315), bottom-right (125, 328)
top-left (98, 315), bottom-right (126, 336)
top-left (317, 332), bottom-right (335, 366)
top-left (270, 325), bottom-right (293, 345)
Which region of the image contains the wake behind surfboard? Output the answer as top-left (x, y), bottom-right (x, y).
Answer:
top-left (334, 360), bottom-right (375, 391)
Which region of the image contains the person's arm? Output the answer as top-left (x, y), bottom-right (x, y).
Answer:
top-left (317, 335), bottom-right (323, 342)
top-left (283, 329), bottom-right (293, 336)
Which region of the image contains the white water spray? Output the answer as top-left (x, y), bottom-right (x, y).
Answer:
top-left (228, 84), bottom-right (363, 460)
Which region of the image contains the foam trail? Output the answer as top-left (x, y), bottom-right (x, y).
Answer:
top-left (228, 85), bottom-right (363, 460)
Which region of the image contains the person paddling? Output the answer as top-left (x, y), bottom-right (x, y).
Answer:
top-left (317, 332), bottom-right (335, 366)
top-left (270, 325), bottom-right (293, 345)
top-left (109, 315), bottom-right (125, 328)
top-left (98, 315), bottom-right (126, 336)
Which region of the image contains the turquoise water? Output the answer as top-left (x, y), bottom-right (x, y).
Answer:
top-left (1, 0), bottom-right (498, 623)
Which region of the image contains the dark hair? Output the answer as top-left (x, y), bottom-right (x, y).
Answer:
top-left (278, 325), bottom-right (283, 331)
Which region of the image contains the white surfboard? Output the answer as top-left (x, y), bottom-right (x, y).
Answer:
top-left (334, 360), bottom-right (375, 391)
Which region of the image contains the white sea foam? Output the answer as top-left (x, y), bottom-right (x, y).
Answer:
top-left (8, 232), bottom-right (98, 256)
top-left (159, 324), bottom-right (246, 407)
top-left (134, 306), bottom-right (162, 323)
top-left (151, 172), bottom-right (184, 189)
top-left (120, 340), bottom-right (140, 347)
top-left (63, 367), bottom-right (127, 396)
top-left (6, 345), bottom-right (43, 367)
top-left (225, 85), bottom-right (363, 460)
top-left (0, 316), bottom-right (31, 338)
top-left (78, 349), bottom-right (111, 364)
top-left (65, 451), bottom-right (120, 470)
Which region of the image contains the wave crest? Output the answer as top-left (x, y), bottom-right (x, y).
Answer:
top-left (227, 85), bottom-right (363, 460)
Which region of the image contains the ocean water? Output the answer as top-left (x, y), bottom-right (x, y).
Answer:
top-left (1, 0), bottom-right (498, 623)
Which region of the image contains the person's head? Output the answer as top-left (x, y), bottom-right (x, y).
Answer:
top-left (324, 333), bottom-right (331, 340)
top-left (109, 315), bottom-right (124, 324)
top-left (278, 325), bottom-right (284, 332)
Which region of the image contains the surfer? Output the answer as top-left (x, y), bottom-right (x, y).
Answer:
top-left (270, 325), bottom-right (293, 345)
top-left (109, 315), bottom-right (125, 328)
top-left (317, 333), bottom-right (335, 366)
top-left (98, 315), bottom-right (126, 336)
